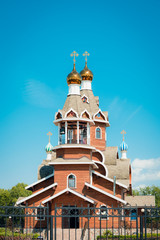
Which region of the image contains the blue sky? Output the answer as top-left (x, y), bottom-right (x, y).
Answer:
top-left (0, 0), bottom-right (160, 189)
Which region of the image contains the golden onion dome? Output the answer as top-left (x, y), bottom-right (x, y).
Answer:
top-left (67, 64), bottom-right (82, 85)
top-left (80, 62), bottom-right (93, 81)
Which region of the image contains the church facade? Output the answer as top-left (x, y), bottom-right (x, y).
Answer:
top-left (17, 51), bottom-right (152, 231)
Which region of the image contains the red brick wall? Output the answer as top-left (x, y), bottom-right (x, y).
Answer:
top-left (90, 123), bottom-right (106, 150)
top-left (93, 175), bottom-right (122, 199)
top-left (50, 196), bottom-right (92, 228)
top-left (27, 188), bottom-right (55, 206)
top-left (56, 148), bottom-right (91, 159)
top-left (54, 165), bottom-right (90, 192)
top-left (83, 187), bottom-right (118, 207)
top-left (29, 177), bottom-right (54, 194)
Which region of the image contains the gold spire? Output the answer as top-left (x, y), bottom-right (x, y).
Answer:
top-left (47, 131), bottom-right (52, 143)
top-left (80, 51), bottom-right (93, 80)
top-left (121, 130), bottom-right (126, 141)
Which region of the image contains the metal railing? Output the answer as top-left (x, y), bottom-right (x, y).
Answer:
top-left (59, 135), bottom-right (87, 145)
top-left (0, 205), bottom-right (159, 240)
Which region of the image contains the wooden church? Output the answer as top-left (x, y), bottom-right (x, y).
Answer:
top-left (17, 51), bottom-right (139, 231)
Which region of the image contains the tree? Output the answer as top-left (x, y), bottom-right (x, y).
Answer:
top-left (0, 183), bottom-right (32, 206)
top-left (0, 189), bottom-right (11, 206)
top-left (133, 185), bottom-right (160, 207)
top-left (9, 183), bottom-right (32, 205)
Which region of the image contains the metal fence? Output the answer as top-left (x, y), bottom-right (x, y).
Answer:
top-left (0, 205), bottom-right (159, 240)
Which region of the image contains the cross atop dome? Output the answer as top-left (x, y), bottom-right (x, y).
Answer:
top-left (70, 51), bottom-right (79, 64)
top-left (83, 51), bottom-right (90, 63)
top-left (47, 131), bottom-right (52, 143)
top-left (121, 130), bottom-right (126, 141)
top-left (67, 51), bottom-right (82, 94)
top-left (80, 51), bottom-right (93, 84)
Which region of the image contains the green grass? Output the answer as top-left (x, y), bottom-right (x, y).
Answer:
top-left (0, 228), bottom-right (39, 239)
top-left (97, 231), bottom-right (160, 240)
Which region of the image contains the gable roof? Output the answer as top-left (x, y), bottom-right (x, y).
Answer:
top-left (56, 90), bottom-right (109, 126)
top-left (92, 171), bottom-right (128, 189)
top-left (85, 182), bottom-right (127, 205)
top-left (103, 147), bottom-right (118, 165)
top-left (16, 183), bottom-right (57, 205)
top-left (106, 158), bottom-right (130, 182)
top-left (62, 90), bottom-right (99, 118)
top-left (125, 196), bottom-right (155, 207)
top-left (42, 188), bottom-right (95, 204)
top-left (25, 173), bottom-right (54, 190)
top-left (49, 157), bottom-right (98, 169)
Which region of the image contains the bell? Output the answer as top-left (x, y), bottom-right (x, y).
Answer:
top-left (60, 127), bottom-right (65, 134)
top-left (83, 128), bottom-right (87, 135)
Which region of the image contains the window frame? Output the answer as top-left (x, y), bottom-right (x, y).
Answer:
top-left (67, 173), bottom-right (76, 189)
top-left (95, 127), bottom-right (102, 139)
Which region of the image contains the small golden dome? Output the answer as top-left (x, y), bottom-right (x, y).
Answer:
top-left (80, 62), bottom-right (93, 81)
top-left (67, 64), bottom-right (82, 85)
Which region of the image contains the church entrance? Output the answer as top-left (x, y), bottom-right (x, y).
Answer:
top-left (62, 206), bottom-right (79, 229)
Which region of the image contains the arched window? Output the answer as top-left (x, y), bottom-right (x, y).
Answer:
top-left (100, 205), bottom-right (108, 219)
top-left (68, 174), bottom-right (76, 188)
top-left (96, 127), bottom-right (101, 139)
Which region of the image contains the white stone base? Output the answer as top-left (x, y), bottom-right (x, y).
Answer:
top-left (121, 151), bottom-right (127, 159)
top-left (68, 84), bottom-right (80, 95)
top-left (81, 80), bottom-right (92, 90)
top-left (46, 152), bottom-right (52, 160)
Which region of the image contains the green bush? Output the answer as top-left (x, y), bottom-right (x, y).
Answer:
top-left (97, 231), bottom-right (160, 240)
top-left (0, 228), bottom-right (40, 239)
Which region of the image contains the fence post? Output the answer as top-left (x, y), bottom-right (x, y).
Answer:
top-left (50, 216), bottom-right (53, 240)
top-left (87, 204), bottom-right (90, 240)
top-left (136, 208), bottom-right (138, 240)
top-left (55, 204), bottom-right (57, 240)
top-left (140, 215), bottom-right (143, 240)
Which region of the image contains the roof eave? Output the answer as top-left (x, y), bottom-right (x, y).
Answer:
top-left (85, 182), bottom-right (127, 205)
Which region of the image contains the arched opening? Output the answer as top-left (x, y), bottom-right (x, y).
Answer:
top-left (58, 121), bottom-right (90, 145)
top-left (68, 174), bottom-right (76, 188)
top-left (96, 127), bottom-right (101, 139)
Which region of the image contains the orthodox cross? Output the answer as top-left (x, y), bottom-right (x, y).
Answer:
top-left (47, 132), bottom-right (52, 143)
top-left (83, 51), bottom-right (90, 62)
top-left (121, 130), bottom-right (126, 141)
top-left (70, 51), bottom-right (79, 63)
